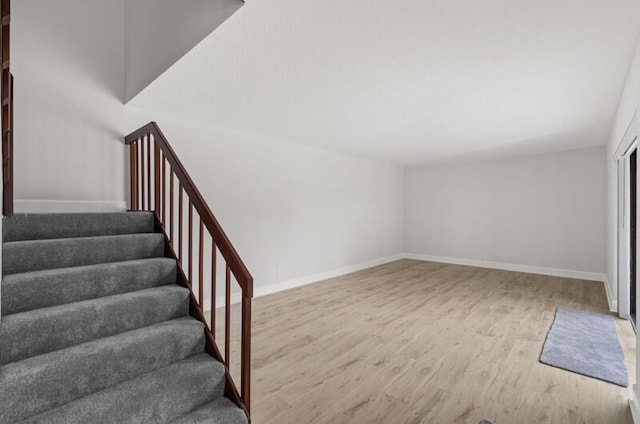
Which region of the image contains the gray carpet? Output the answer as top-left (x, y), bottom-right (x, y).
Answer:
top-left (0, 212), bottom-right (247, 424)
top-left (540, 307), bottom-right (628, 387)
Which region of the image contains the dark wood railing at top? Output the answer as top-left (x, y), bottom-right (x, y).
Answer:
top-left (125, 122), bottom-right (253, 417)
top-left (2, 0), bottom-right (13, 216)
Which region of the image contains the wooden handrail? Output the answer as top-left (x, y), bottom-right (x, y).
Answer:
top-left (125, 122), bottom-right (253, 295)
top-left (125, 122), bottom-right (253, 416)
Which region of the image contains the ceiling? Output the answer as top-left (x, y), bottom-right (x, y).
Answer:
top-left (129, 0), bottom-right (640, 165)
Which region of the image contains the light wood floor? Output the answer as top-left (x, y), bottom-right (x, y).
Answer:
top-left (216, 259), bottom-right (636, 423)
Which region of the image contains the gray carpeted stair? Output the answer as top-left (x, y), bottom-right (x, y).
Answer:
top-left (169, 398), bottom-right (249, 424)
top-left (17, 354), bottom-right (227, 424)
top-left (1, 318), bottom-right (206, 422)
top-left (3, 233), bottom-right (166, 275)
top-left (0, 212), bottom-right (248, 424)
top-left (2, 212), bottom-right (155, 242)
top-left (1, 258), bottom-right (177, 315)
top-left (0, 285), bottom-right (190, 364)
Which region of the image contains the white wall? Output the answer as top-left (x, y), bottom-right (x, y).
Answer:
top-left (125, 0), bottom-right (243, 102)
top-left (405, 147), bottom-right (607, 277)
top-left (12, 0), bottom-right (129, 209)
top-left (12, 0), bottom-right (405, 294)
top-left (12, 0), bottom-right (241, 209)
top-left (139, 111), bottom-right (404, 292)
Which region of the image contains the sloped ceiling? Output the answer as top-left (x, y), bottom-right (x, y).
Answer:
top-left (125, 0), bottom-right (243, 102)
top-left (129, 0), bottom-right (640, 164)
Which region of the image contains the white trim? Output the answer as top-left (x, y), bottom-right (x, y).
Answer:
top-left (203, 253), bottom-right (406, 311)
top-left (253, 254), bottom-right (405, 298)
top-left (630, 385), bottom-right (640, 424)
top-left (14, 200), bottom-right (128, 213)
top-left (619, 156), bottom-right (631, 319)
top-left (615, 109), bottom-right (639, 159)
top-left (404, 253), bottom-right (607, 282)
top-left (603, 278), bottom-right (619, 313)
top-left (203, 252), bottom-right (612, 311)
top-left (617, 133), bottom-right (639, 319)
top-left (614, 110), bottom-right (639, 319)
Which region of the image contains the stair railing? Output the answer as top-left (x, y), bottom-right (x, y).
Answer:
top-left (2, 0), bottom-right (13, 216)
top-left (125, 122), bottom-right (253, 416)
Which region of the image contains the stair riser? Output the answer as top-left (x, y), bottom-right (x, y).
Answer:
top-left (0, 319), bottom-right (206, 424)
top-left (2, 212), bottom-right (155, 242)
top-left (1, 258), bottom-right (177, 315)
top-left (0, 286), bottom-right (190, 364)
top-left (18, 355), bottom-right (226, 424)
top-left (2, 233), bottom-right (165, 275)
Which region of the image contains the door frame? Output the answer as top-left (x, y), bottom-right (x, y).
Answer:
top-left (616, 110), bottom-right (639, 320)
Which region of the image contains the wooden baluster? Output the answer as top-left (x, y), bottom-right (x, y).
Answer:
top-left (199, 218), bottom-right (204, 307)
top-left (178, 183), bottom-right (183, 262)
top-left (131, 142), bottom-right (138, 210)
top-left (137, 140), bottom-right (142, 210)
top-left (129, 143), bottom-right (135, 209)
top-left (211, 241), bottom-right (217, 338)
top-left (140, 135), bottom-right (146, 210)
top-left (146, 134), bottom-right (152, 210)
top-left (169, 169), bottom-right (174, 244)
top-left (161, 157), bottom-right (166, 225)
top-left (188, 201), bottom-right (193, 283)
top-left (7, 73), bottom-right (11, 216)
top-left (2, 86), bottom-right (11, 216)
top-left (241, 293), bottom-right (252, 412)
top-left (154, 140), bottom-right (160, 213)
top-left (225, 264), bottom-right (231, 366)
top-left (1, 1), bottom-right (10, 216)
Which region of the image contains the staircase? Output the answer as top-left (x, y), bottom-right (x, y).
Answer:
top-left (0, 212), bottom-right (248, 424)
top-left (0, 2), bottom-right (252, 419)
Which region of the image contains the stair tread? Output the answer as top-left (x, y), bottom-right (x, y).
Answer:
top-left (0, 317), bottom-right (206, 424)
top-left (2, 233), bottom-right (165, 275)
top-left (1, 257), bottom-right (177, 316)
top-left (2, 212), bottom-right (155, 242)
top-left (17, 354), bottom-right (227, 424)
top-left (170, 398), bottom-right (248, 424)
top-left (0, 285), bottom-right (190, 364)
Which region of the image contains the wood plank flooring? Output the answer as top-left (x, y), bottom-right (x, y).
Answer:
top-left (212, 259), bottom-right (636, 424)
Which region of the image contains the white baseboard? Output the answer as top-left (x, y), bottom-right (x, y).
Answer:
top-left (203, 253), bottom-right (612, 311)
top-left (204, 253), bottom-right (406, 311)
top-left (630, 385), bottom-right (640, 424)
top-left (603, 278), bottom-right (619, 313)
top-left (404, 253), bottom-right (607, 282)
top-left (406, 253), bottom-right (616, 312)
top-left (14, 199), bottom-right (128, 213)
